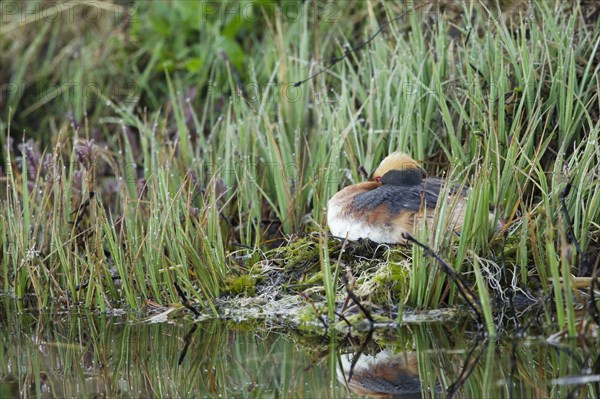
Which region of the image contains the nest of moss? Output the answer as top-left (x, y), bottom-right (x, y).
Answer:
top-left (219, 227), bottom-right (594, 331)
top-left (243, 233), bottom-right (417, 313)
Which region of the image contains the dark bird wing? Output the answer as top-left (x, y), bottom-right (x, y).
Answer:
top-left (352, 178), bottom-right (458, 214)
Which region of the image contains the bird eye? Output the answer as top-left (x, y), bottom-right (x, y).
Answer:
top-left (375, 176), bottom-right (382, 182)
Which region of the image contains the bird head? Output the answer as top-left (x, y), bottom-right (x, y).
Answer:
top-left (369, 152), bottom-right (424, 182)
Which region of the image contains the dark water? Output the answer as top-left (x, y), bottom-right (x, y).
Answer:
top-left (0, 301), bottom-right (598, 398)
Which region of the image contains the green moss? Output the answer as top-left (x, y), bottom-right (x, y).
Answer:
top-left (371, 327), bottom-right (416, 352)
top-left (257, 234), bottom-right (341, 293)
top-left (223, 275), bottom-right (257, 297)
top-left (267, 233), bottom-right (338, 274)
top-left (369, 261), bottom-right (411, 304)
top-left (224, 319), bottom-right (259, 331)
top-left (301, 270), bottom-right (323, 285)
top-left (258, 232), bottom-right (416, 311)
top-left (297, 305), bottom-right (320, 325)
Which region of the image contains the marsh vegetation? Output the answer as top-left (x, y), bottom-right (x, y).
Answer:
top-left (1, 0), bottom-right (599, 397)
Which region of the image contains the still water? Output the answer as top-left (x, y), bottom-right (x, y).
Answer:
top-left (0, 301), bottom-right (598, 398)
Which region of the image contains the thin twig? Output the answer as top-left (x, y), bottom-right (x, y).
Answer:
top-left (178, 324), bottom-right (198, 365)
top-left (358, 165), bottom-right (369, 180)
top-left (560, 180), bottom-right (585, 275)
top-left (294, 3), bottom-right (430, 87)
top-left (174, 280), bottom-right (200, 317)
top-left (335, 311), bottom-right (352, 329)
top-left (299, 291), bottom-right (329, 330)
top-left (447, 336), bottom-right (488, 398)
top-left (402, 233), bottom-right (483, 326)
top-left (588, 258), bottom-right (600, 326)
top-left (343, 275), bottom-right (375, 326)
top-left (501, 230), bottom-right (522, 333)
top-left (346, 330), bottom-right (374, 383)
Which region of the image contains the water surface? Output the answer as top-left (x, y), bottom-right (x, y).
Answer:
top-left (0, 300), bottom-right (598, 398)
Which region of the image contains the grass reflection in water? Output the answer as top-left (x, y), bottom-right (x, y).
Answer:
top-left (0, 302), bottom-right (598, 398)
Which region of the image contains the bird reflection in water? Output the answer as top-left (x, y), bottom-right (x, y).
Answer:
top-left (337, 348), bottom-right (429, 399)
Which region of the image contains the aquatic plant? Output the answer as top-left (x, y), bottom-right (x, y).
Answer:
top-left (1, 1), bottom-right (598, 337)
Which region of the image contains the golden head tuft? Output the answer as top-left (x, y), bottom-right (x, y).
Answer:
top-left (369, 152), bottom-right (422, 181)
